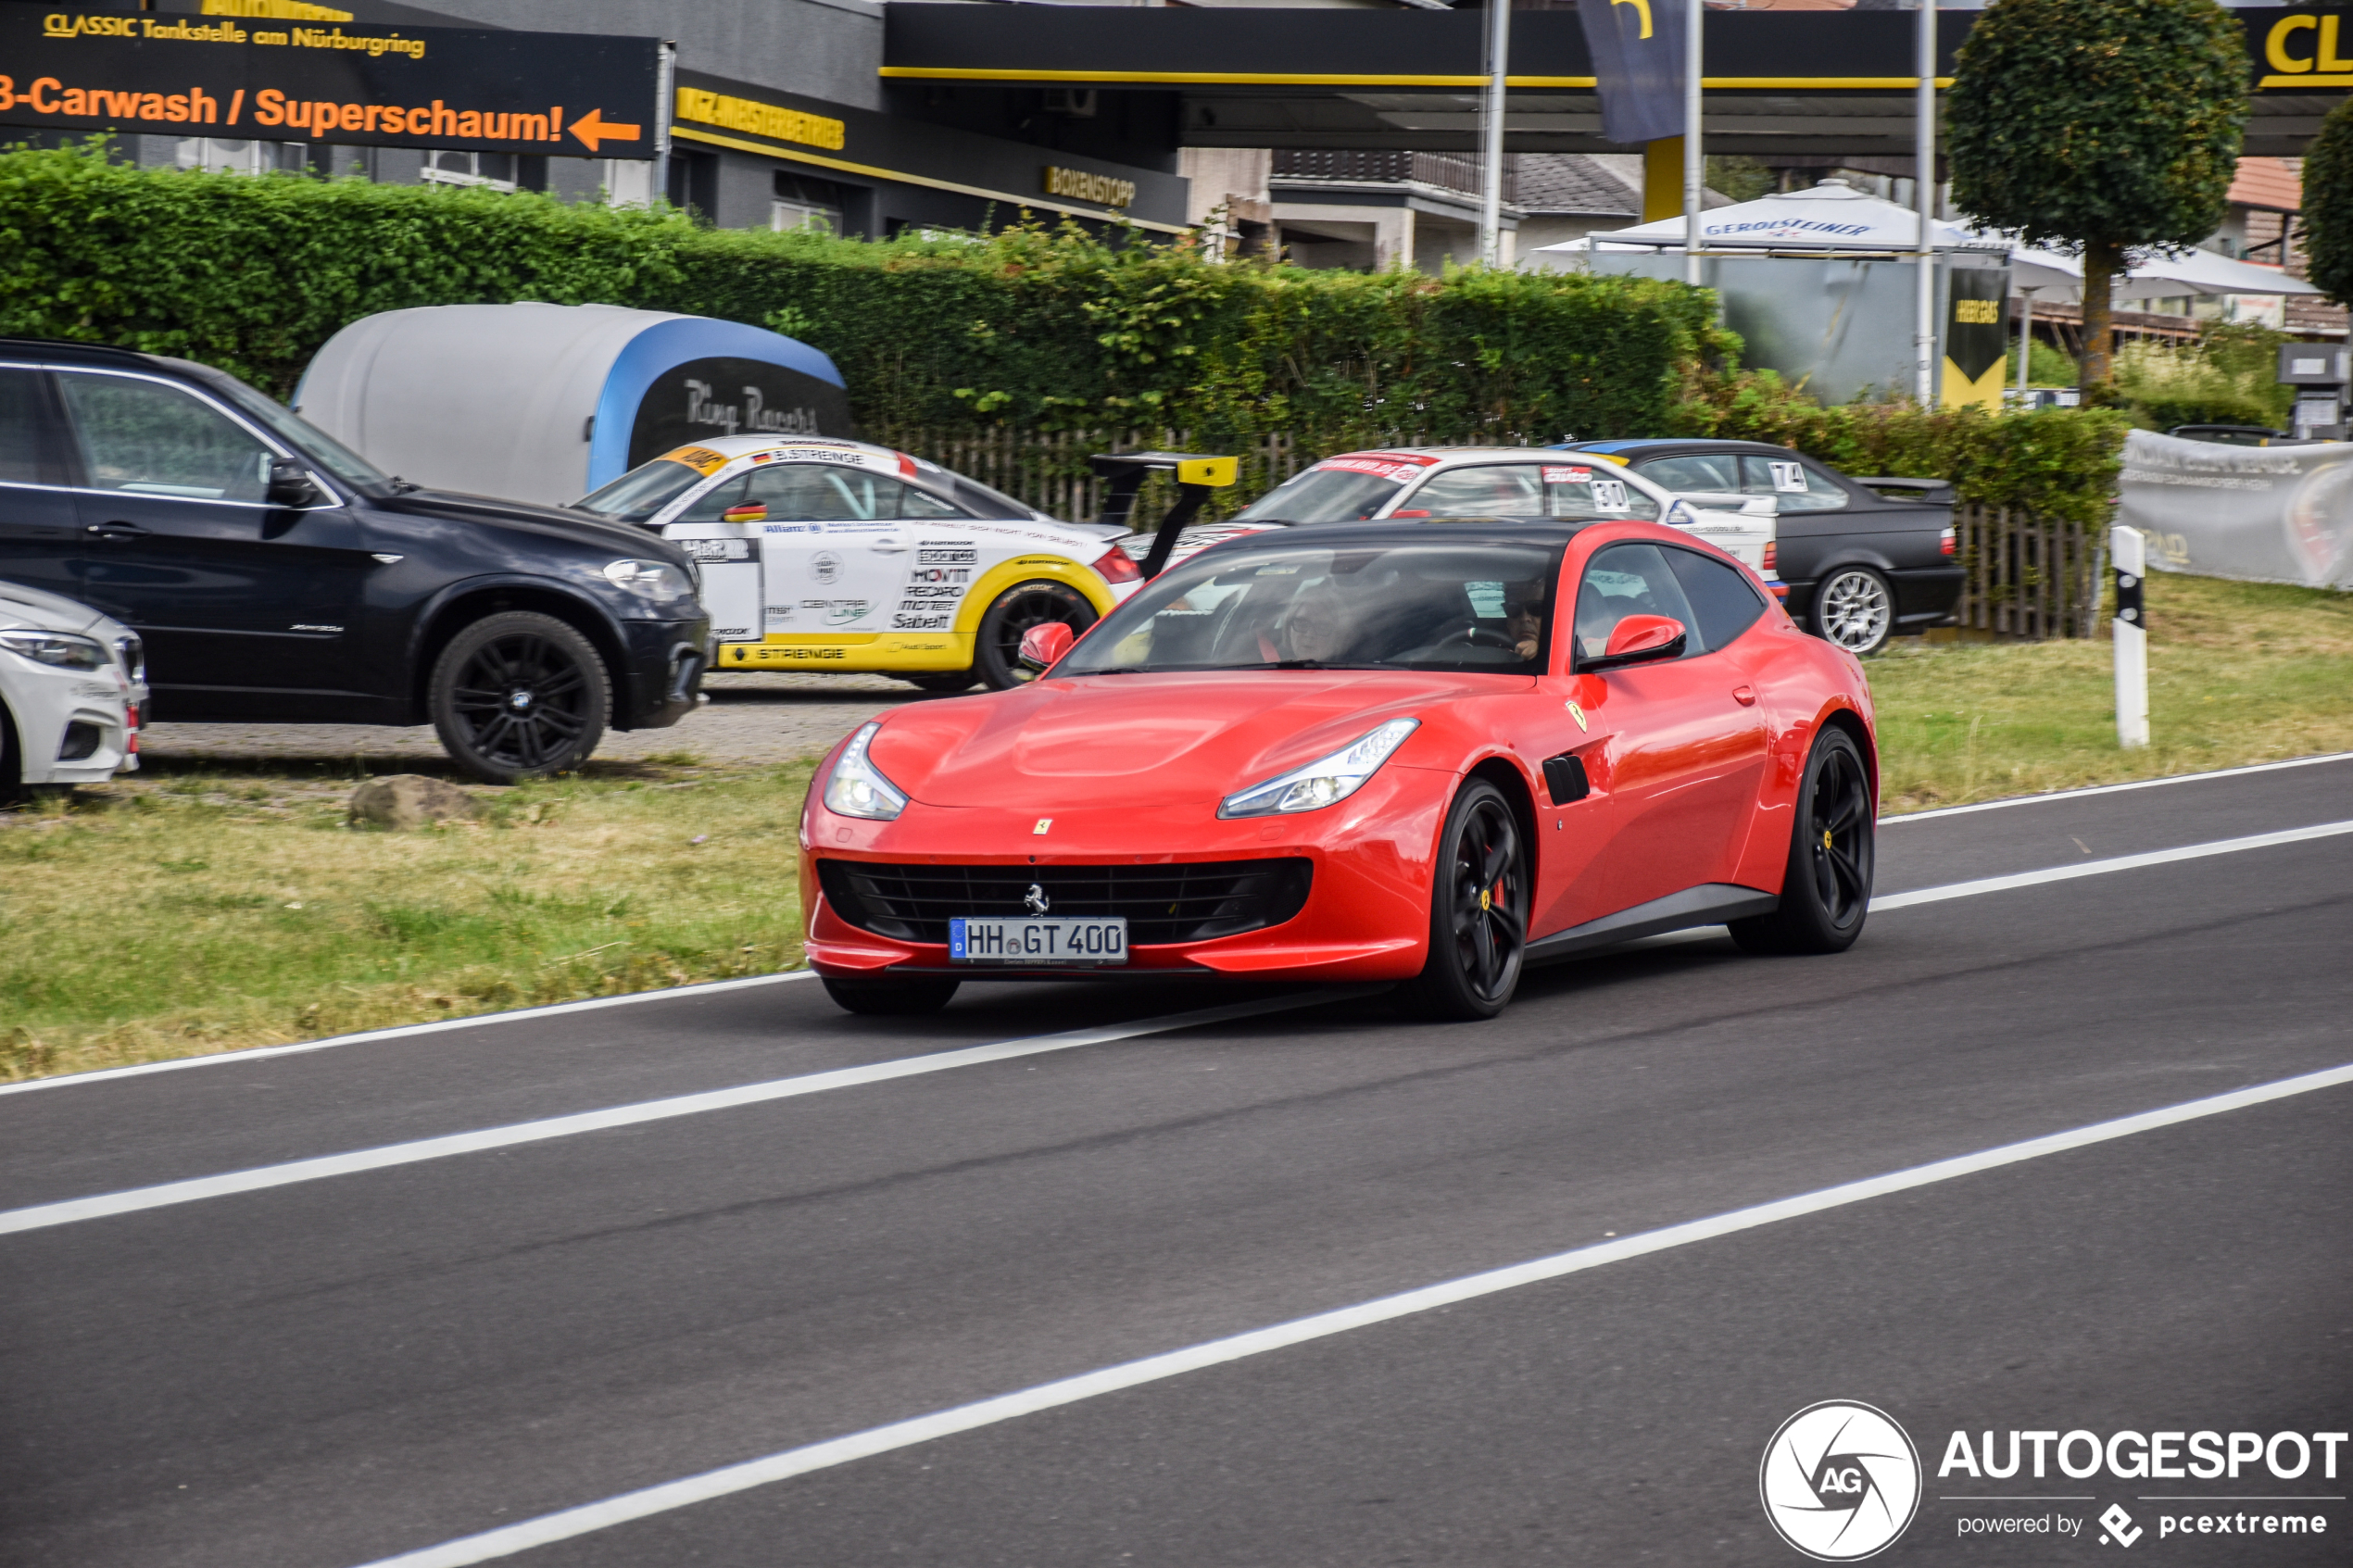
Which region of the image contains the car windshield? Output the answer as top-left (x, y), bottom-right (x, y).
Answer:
top-left (201, 373), bottom-right (390, 488)
top-left (1059, 539), bottom-right (1562, 676)
top-left (575, 458), bottom-right (708, 522)
top-left (1230, 460), bottom-right (1414, 524)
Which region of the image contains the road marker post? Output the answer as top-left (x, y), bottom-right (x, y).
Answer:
top-left (2111, 523), bottom-right (2148, 749)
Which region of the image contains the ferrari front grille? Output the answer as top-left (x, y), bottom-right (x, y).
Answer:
top-left (817, 858), bottom-right (1314, 947)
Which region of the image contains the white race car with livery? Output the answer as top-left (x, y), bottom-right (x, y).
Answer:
top-left (575, 436), bottom-right (1140, 692)
top-left (1123, 445), bottom-right (1783, 591)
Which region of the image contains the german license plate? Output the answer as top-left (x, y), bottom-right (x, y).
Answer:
top-left (949, 916), bottom-right (1128, 964)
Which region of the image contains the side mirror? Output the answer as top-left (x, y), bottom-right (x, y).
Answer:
top-left (1584, 614), bottom-right (1687, 671)
top-left (1017, 621), bottom-right (1076, 673)
top-left (266, 458), bottom-right (321, 508)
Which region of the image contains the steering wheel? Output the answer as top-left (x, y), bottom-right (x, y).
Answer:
top-left (1432, 624), bottom-right (1522, 652)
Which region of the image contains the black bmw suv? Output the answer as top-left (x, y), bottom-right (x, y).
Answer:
top-left (0, 340), bottom-right (707, 781)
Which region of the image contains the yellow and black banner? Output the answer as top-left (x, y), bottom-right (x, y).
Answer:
top-left (0, 9), bottom-right (662, 157)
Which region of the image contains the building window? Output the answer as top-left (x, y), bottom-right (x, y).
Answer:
top-left (774, 172), bottom-right (846, 233)
top-left (175, 138), bottom-right (305, 176)
top-left (422, 151), bottom-right (517, 191)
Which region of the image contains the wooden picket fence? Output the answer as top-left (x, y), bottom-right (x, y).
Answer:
top-left (877, 428), bottom-right (2105, 641)
top-left (1951, 504), bottom-right (2104, 640)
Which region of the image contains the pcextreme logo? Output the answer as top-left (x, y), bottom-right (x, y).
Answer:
top-left (1760, 1401), bottom-right (1923, 1561)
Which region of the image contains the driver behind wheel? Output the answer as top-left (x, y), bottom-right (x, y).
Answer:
top-left (1271, 580), bottom-right (1353, 663)
top-left (1504, 578), bottom-right (1549, 660)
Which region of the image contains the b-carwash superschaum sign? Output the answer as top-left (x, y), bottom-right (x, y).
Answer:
top-left (0, 9), bottom-right (662, 158)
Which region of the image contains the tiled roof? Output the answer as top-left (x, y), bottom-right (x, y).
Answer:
top-left (1514, 154), bottom-right (1640, 217)
top-left (2229, 157), bottom-right (2302, 213)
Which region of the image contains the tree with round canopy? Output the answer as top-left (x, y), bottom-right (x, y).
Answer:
top-left (2301, 97), bottom-right (2353, 308)
top-left (1944, 0), bottom-right (2247, 394)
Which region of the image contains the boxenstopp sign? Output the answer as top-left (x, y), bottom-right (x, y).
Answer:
top-left (0, 8), bottom-right (662, 157)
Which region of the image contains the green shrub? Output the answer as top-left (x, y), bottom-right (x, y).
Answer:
top-left (0, 141), bottom-right (1730, 447)
top-left (1672, 370), bottom-right (2129, 524)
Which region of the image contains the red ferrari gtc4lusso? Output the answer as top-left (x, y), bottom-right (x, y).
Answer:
top-left (800, 518), bottom-right (1876, 1020)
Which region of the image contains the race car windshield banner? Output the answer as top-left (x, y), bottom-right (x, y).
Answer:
top-left (1576, 0), bottom-right (1687, 147)
top-left (0, 9), bottom-right (662, 157)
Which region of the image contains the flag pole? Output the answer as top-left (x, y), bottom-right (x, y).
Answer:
top-left (1480, 0), bottom-right (1511, 267)
top-left (1683, 0), bottom-right (1702, 286)
top-left (1914, 0), bottom-right (1936, 405)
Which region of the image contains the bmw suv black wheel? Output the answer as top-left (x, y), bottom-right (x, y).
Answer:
top-left (429, 611), bottom-right (610, 784)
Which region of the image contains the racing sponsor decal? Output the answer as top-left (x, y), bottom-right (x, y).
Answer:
top-left (803, 597), bottom-right (872, 625)
top-left (919, 544), bottom-right (978, 565)
top-left (711, 625), bottom-right (751, 640)
top-left (729, 644), bottom-right (847, 662)
top-left (675, 537), bottom-right (754, 562)
top-left (764, 603), bottom-right (795, 621)
top-left (1542, 465), bottom-right (1594, 484)
top-left (1315, 457), bottom-right (1427, 483)
top-left (663, 445), bottom-right (731, 476)
top-left (811, 551), bottom-right (842, 584)
top-left (894, 559), bottom-right (971, 630)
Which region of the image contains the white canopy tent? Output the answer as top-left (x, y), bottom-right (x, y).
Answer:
top-left (1544, 179), bottom-right (2318, 305)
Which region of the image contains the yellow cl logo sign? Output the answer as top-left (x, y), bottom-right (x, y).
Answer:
top-left (2265, 14), bottom-right (2353, 82)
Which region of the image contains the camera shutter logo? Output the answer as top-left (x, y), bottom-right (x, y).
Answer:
top-left (1759, 1401), bottom-right (1921, 1561)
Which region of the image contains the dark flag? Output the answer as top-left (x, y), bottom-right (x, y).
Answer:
top-left (1577, 0), bottom-right (1688, 146)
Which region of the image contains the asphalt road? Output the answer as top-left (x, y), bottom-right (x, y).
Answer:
top-left (3, 758), bottom-right (2348, 1568)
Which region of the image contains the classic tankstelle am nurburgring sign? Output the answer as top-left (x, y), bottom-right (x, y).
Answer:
top-left (0, 8), bottom-right (662, 158)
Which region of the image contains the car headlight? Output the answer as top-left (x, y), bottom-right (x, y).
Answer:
top-left (601, 558), bottom-right (697, 601)
top-left (1218, 718), bottom-right (1419, 819)
top-left (823, 721), bottom-right (909, 821)
top-left (0, 630), bottom-right (109, 671)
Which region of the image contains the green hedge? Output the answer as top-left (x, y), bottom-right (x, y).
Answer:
top-left (1673, 372), bottom-right (2130, 525)
top-left (0, 142), bottom-right (1728, 447)
top-left (0, 142), bottom-right (2126, 521)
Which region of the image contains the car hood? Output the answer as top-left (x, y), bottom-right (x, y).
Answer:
top-left (0, 578), bottom-right (114, 637)
top-left (374, 488), bottom-right (694, 565)
top-left (867, 670), bottom-right (1516, 809)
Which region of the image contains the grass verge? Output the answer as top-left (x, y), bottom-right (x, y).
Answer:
top-left (1870, 571), bottom-right (2353, 813)
top-left (2, 756), bottom-right (815, 1082)
top-left (3, 571), bottom-right (2344, 1080)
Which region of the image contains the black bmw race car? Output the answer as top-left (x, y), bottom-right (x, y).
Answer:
top-left (1554, 438), bottom-right (1961, 656)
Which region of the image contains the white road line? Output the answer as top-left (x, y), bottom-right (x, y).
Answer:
top-left (1869, 819), bottom-right (2353, 912)
top-left (11, 753), bottom-right (2342, 1099)
top-left (1881, 751), bottom-right (2353, 825)
top-left (348, 1060), bottom-right (2353, 1568)
top-left (0, 990), bottom-right (1365, 1238)
top-left (12, 819), bottom-right (2342, 1235)
top-left (0, 972), bottom-right (819, 1099)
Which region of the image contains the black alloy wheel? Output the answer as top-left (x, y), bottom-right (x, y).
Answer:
top-left (1811, 565), bottom-right (1896, 656)
top-left (824, 975), bottom-right (960, 1015)
top-left (429, 611), bottom-right (610, 784)
top-left (974, 580), bottom-right (1098, 691)
top-left (1399, 779), bottom-right (1529, 1021)
top-left (1730, 726), bottom-right (1874, 955)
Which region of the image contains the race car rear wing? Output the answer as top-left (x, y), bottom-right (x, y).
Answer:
top-left (1088, 451), bottom-right (1238, 580)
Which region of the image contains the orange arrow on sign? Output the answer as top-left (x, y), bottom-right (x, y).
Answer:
top-left (568, 107), bottom-right (642, 153)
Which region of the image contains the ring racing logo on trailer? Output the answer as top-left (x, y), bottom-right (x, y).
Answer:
top-left (1760, 1400), bottom-right (1922, 1560)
